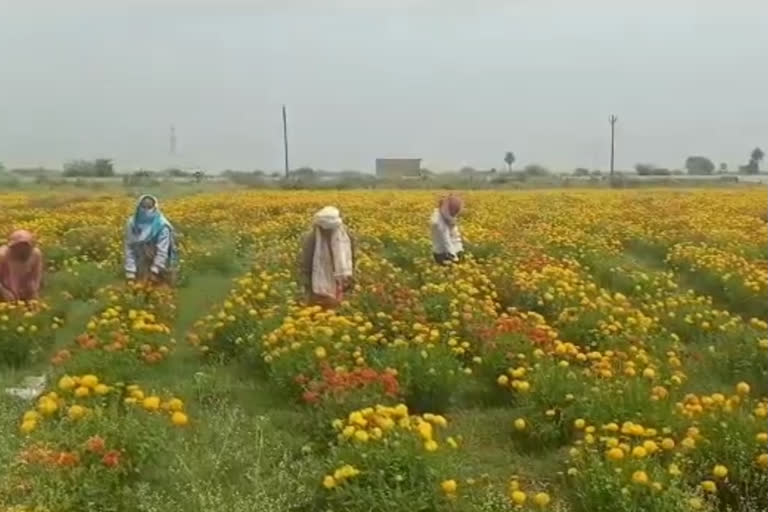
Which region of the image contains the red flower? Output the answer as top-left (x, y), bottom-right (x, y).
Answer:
top-left (56, 451), bottom-right (79, 467)
top-left (102, 450), bottom-right (121, 468)
top-left (302, 390), bottom-right (319, 404)
top-left (85, 435), bottom-right (106, 454)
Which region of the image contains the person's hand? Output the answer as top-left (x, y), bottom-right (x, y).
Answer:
top-left (1, 288), bottom-right (17, 301)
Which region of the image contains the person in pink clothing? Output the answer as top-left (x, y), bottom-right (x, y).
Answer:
top-left (0, 230), bottom-right (44, 302)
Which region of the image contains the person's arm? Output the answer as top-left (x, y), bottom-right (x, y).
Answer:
top-left (150, 226), bottom-right (171, 275)
top-left (124, 224), bottom-right (137, 279)
top-left (0, 248), bottom-right (15, 300)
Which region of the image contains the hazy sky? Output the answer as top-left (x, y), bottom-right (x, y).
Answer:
top-left (1, 0), bottom-right (766, 173)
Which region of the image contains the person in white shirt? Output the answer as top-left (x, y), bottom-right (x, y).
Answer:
top-left (430, 195), bottom-right (464, 264)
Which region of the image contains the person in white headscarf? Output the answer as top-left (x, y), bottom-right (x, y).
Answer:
top-left (298, 206), bottom-right (355, 308)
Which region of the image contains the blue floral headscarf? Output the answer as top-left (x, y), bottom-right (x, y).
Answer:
top-left (127, 194), bottom-right (173, 243)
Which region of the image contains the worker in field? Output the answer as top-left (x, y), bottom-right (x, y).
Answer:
top-left (430, 195), bottom-right (464, 264)
top-left (0, 230), bottom-right (44, 302)
top-left (124, 194), bottom-right (177, 285)
top-left (298, 206), bottom-right (355, 308)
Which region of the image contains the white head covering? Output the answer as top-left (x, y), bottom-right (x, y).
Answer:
top-left (313, 206), bottom-right (343, 231)
top-left (311, 206), bottom-right (353, 299)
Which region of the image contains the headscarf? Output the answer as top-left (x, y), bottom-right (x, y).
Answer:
top-left (8, 230), bottom-right (35, 249)
top-left (311, 206), bottom-right (353, 299)
top-left (314, 206), bottom-right (344, 231)
top-left (438, 195), bottom-right (463, 225)
top-left (126, 194), bottom-right (173, 245)
top-left (1, 230), bottom-right (42, 299)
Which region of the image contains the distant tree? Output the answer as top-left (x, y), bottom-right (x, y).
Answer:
top-left (165, 168), bottom-right (189, 177)
top-left (739, 148), bottom-right (763, 174)
top-left (63, 160), bottom-right (95, 177)
top-left (635, 163), bottom-right (655, 176)
top-left (93, 159), bottom-right (114, 177)
top-left (459, 166), bottom-right (477, 175)
top-left (749, 147), bottom-right (764, 173)
top-left (573, 168), bottom-right (590, 177)
top-left (193, 170), bottom-right (205, 183)
top-left (0, 162), bottom-right (5, 173)
top-left (718, 162), bottom-right (728, 174)
top-left (684, 156), bottom-right (715, 175)
top-left (503, 152), bottom-right (515, 172)
top-left (63, 158), bottom-right (114, 177)
top-left (634, 164), bottom-right (671, 176)
top-left (523, 164), bottom-right (550, 177)
top-left (291, 167), bottom-right (315, 180)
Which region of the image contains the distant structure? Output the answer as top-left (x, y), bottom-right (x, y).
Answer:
top-left (375, 158), bottom-right (422, 179)
top-left (169, 124), bottom-right (177, 156)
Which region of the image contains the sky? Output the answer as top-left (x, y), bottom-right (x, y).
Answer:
top-left (0, 0), bottom-right (766, 173)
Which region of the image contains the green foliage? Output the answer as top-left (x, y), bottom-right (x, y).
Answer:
top-left (373, 346), bottom-right (462, 414)
top-left (685, 156), bottom-right (715, 175)
top-left (63, 159), bottom-right (115, 178)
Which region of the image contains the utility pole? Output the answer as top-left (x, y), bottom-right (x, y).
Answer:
top-left (282, 105), bottom-right (289, 178)
top-left (609, 115), bottom-right (618, 177)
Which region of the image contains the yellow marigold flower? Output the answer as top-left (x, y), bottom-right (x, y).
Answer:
top-left (68, 405), bottom-right (86, 421)
top-left (533, 492), bottom-right (551, 507)
top-left (322, 475), bottom-right (336, 489)
top-left (606, 448), bottom-right (624, 461)
top-left (510, 490), bottom-right (527, 505)
top-left (661, 438), bottom-right (676, 450)
top-left (80, 374), bottom-right (99, 388)
top-left (440, 479), bottom-right (457, 495)
top-left (171, 411), bottom-right (189, 426)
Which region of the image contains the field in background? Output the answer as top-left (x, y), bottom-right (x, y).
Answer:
top-left (1, 188), bottom-right (766, 512)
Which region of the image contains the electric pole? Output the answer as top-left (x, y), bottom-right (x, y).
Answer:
top-left (282, 105), bottom-right (289, 178)
top-left (609, 115), bottom-right (618, 177)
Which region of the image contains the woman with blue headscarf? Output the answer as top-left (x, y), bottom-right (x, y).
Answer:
top-left (124, 194), bottom-right (177, 284)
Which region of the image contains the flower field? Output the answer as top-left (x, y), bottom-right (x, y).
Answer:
top-left (1, 188), bottom-right (766, 512)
